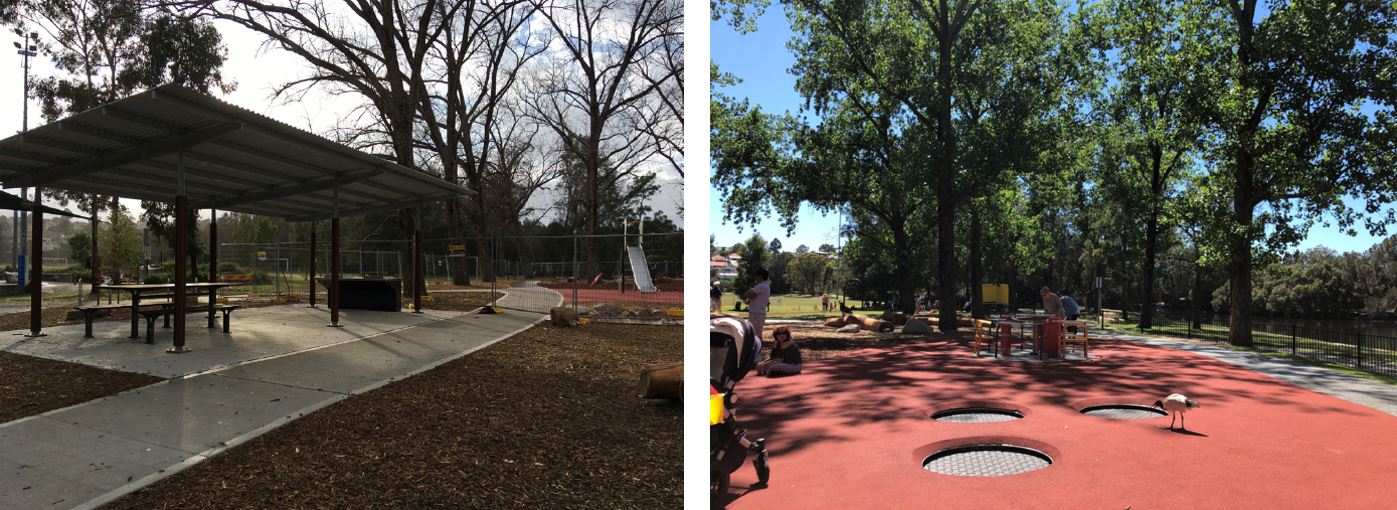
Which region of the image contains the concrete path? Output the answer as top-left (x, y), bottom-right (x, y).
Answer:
top-left (0, 307), bottom-right (542, 510)
top-left (1102, 332), bottom-right (1397, 416)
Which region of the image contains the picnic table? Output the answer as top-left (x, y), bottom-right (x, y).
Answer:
top-left (994, 314), bottom-right (1065, 359)
top-left (105, 282), bottom-right (241, 339)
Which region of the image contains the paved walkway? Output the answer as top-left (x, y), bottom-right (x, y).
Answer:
top-left (0, 305), bottom-right (543, 509)
top-left (1102, 331), bottom-right (1397, 416)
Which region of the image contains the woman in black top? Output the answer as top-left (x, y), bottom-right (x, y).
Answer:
top-left (757, 326), bottom-right (802, 376)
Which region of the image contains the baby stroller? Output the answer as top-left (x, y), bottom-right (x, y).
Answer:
top-left (710, 315), bottom-right (771, 495)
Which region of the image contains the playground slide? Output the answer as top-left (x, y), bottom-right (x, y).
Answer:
top-left (627, 246), bottom-right (659, 293)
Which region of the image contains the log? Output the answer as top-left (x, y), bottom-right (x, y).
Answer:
top-left (823, 316), bottom-right (846, 328)
top-left (850, 314), bottom-right (893, 333)
top-left (881, 310), bottom-right (908, 325)
top-left (639, 361), bottom-right (683, 400)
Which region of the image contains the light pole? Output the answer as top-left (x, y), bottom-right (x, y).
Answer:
top-left (13, 32), bottom-right (36, 278)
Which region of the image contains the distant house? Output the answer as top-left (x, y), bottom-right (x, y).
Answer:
top-left (710, 253), bottom-right (739, 281)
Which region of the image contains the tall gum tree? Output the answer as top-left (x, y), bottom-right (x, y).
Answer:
top-left (1206, 0), bottom-right (1397, 346)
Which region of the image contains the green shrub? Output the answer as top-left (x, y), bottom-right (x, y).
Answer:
top-left (218, 261), bottom-right (244, 274)
top-left (145, 273), bottom-right (170, 285)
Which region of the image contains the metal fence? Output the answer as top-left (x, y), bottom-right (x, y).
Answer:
top-left (200, 231), bottom-right (682, 321)
top-left (1123, 316), bottom-right (1397, 379)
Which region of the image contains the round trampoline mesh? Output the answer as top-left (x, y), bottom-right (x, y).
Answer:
top-left (923, 444), bottom-right (1052, 476)
top-left (930, 407), bottom-right (1023, 423)
top-left (1080, 404), bottom-right (1167, 419)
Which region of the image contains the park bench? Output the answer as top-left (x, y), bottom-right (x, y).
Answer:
top-left (138, 303), bottom-right (241, 344)
top-left (75, 302), bottom-right (171, 339)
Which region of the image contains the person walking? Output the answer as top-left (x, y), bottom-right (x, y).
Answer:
top-left (820, 292), bottom-right (830, 313)
top-left (743, 269), bottom-right (772, 340)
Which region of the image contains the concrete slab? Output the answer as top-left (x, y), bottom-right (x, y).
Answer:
top-left (215, 311), bottom-right (539, 394)
top-left (0, 305), bottom-right (456, 378)
top-left (0, 418), bottom-right (188, 510)
top-left (49, 375), bottom-right (336, 455)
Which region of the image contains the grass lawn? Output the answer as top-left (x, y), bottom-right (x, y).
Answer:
top-left (106, 322), bottom-right (682, 509)
top-left (718, 293), bottom-right (883, 319)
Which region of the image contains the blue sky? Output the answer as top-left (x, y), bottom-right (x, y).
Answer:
top-left (709, 5), bottom-right (1394, 255)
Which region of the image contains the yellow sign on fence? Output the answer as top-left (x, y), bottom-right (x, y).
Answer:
top-left (982, 283), bottom-right (1009, 305)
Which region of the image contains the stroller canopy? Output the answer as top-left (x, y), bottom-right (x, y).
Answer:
top-left (710, 315), bottom-right (760, 391)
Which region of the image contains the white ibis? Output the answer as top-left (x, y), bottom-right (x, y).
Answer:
top-left (1153, 394), bottom-right (1201, 431)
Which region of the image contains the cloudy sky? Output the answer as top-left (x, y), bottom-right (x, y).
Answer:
top-left (0, 17), bottom-right (684, 227)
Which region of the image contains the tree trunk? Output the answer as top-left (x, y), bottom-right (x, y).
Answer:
top-left (1228, 159), bottom-right (1256, 346)
top-left (1140, 147), bottom-right (1163, 330)
top-left (970, 208), bottom-right (985, 319)
top-left (934, 19), bottom-right (958, 333)
top-left (892, 225), bottom-right (915, 315)
top-left (1191, 246), bottom-right (1202, 329)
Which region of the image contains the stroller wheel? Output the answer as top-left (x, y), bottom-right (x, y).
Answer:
top-left (753, 450), bottom-right (770, 486)
top-left (711, 469), bottom-right (730, 495)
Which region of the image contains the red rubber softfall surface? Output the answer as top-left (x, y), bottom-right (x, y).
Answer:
top-left (716, 337), bottom-right (1397, 509)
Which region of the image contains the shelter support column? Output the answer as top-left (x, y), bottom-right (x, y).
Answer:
top-left (170, 153), bottom-right (190, 353)
top-left (25, 189), bottom-right (44, 338)
top-left (413, 209), bottom-right (422, 314)
top-left (309, 222), bottom-right (316, 308)
top-left (208, 208), bottom-right (217, 328)
top-left (328, 189), bottom-right (342, 327)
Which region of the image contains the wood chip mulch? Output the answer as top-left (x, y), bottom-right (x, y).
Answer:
top-left (0, 351), bottom-right (163, 424)
top-left (421, 291), bottom-right (503, 311)
top-left (104, 322), bottom-right (682, 509)
top-left (773, 321), bottom-right (969, 361)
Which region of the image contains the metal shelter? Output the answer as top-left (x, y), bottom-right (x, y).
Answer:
top-left (0, 84), bottom-right (468, 352)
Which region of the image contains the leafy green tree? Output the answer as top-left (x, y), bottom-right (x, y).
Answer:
top-left (66, 230), bottom-right (91, 269)
top-left (788, 252), bottom-right (832, 295)
top-left (1202, 0), bottom-right (1397, 346)
top-left (732, 233), bottom-right (769, 307)
top-left (101, 205), bottom-right (141, 282)
top-left (1090, 0), bottom-right (1222, 329)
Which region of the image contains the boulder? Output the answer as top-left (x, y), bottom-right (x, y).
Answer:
top-left (835, 324), bottom-right (862, 334)
top-left (550, 307), bottom-right (579, 327)
top-left (902, 318), bottom-right (932, 334)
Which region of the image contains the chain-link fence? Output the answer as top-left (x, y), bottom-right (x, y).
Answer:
top-left (450, 232), bottom-right (683, 321)
top-left (203, 231), bottom-right (682, 322)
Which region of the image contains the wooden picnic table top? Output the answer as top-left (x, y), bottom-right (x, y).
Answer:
top-left (105, 282), bottom-right (241, 291)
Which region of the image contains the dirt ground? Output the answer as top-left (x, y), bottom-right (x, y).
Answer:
top-left (105, 322), bottom-right (682, 509)
top-left (0, 352), bottom-right (163, 424)
top-left (770, 321), bottom-right (967, 361)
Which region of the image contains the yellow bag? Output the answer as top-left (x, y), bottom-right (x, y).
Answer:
top-left (710, 393), bottom-right (726, 426)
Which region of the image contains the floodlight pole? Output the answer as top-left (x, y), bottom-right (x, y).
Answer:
top-left (328, 188), bottom-right (342, 327)
top-left (16, 32), bottom-right (36, 274)
top-left (169, 152), bottom-right (190, 353)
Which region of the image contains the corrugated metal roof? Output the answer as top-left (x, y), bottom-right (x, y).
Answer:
top-left (0, 84), bottom-right (469, 221)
